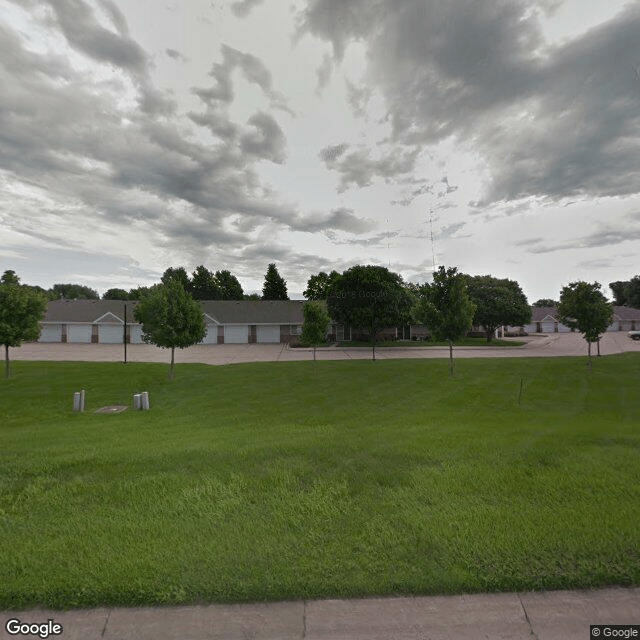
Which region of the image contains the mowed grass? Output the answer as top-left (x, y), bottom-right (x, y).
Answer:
top-left (0, 355), bottom-right (639, 609)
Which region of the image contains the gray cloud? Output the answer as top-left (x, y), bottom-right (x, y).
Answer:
top-left (166, 48), bottom-right (187, 61)
top-left (240, 112), bottom-right (287, 164)
top-left (298, 0), bottom-right (640, 206)
top-left (316, 53), bottom-right (333, 94)
top-left (231, 0), bottom-right (265, 18)
top-left (319, 143), bottom-right (421, 192)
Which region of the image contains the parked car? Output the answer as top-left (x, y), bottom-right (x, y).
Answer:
top-left (629, 331), bottom-right (640, 340)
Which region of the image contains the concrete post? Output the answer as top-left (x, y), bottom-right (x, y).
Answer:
top-left (73, 392), bottom-right (81, 412)
top-left (141, 391), bottom-right (149, 411)
top-left (133, 393), bottom-right (141, 410)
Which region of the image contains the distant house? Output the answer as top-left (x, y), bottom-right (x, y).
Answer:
top-left (522, 305), bottom-right (640, 334)
top-left (39, 299), bottom-right (307, 345)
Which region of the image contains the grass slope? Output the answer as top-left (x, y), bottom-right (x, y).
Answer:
top-left (0, 355), bottom-right (639, 609)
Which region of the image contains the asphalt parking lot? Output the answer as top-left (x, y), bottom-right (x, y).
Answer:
top-left (9, 331), bottom-right (640, 365)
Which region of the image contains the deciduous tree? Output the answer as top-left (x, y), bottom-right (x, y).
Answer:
top-left (327, 265), bottom-right (413, 360)
top-left (532, 298), bottom-right (558, 307)
top-left (466, 275), bottom-right (531, 342)
top-left (0, 273), bottom-right (47, 377)
top-left (215, 270), bottom-right (244, 300)
top-left (417, 266), bottom-right (475, 376)
top-left (134, 279), bottom-right (206, 380)
top-left (558, 281), bottom-right (613, 364)
top-left (51, 283), bottom-right (99, 300)
top-left (102, 288), bottom-right (130, 300)
top-left (301, 301), bottom-right (330, 361)
top-left (304, 271), bottom-right (340, 300)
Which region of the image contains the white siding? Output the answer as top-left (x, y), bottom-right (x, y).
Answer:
top-left (256, 325), bottom-right (280, 343)
top-left (67, 324), bottom-right (92, 343)
top-left (224, 325), bottom-right (248, 344)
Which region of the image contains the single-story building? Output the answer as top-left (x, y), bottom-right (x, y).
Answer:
top-left (521, 305), bottom-right (640, 334)
top-left (38, 299), bottom-right (307, 345)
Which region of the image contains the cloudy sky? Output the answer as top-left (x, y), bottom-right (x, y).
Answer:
top-left (1, 0), bottom-right (639, 300)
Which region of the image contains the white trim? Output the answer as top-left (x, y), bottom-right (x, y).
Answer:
top-left (94, 311), bottom-right (123, 324)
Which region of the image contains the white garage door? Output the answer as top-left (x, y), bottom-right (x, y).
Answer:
top-left (224, 325), bottom-right (248, 344)
top-left (541, 321), bottom-right (555, 333)
top-left (129, 325), bottom-right (144, 344)
top-left (67, 324), bottom-right (92, 343)
top-left (99, 324), bottom-right (123, 343)
top-left (256, 325), bottom-right (281, 343)
top-left (200, 324), bottom-right (218, 344)
top-left (39, 324), bottom-right (62, 342)
top-left (557, 323), bottom-right (572, 333)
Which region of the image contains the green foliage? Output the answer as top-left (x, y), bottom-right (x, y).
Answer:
top-left (215, 269), bottom-right (244, 300)
top-left (532, 298), bottom-right (558, 307)
top-left (102, 288), bottom-right (130, 300)
top-left (134, 280), bottom-right (206, 378)
top-left (262, 263), bottom-right (289, 300)
top-left (558, 282), bottom-right (613, 358)
top-left (301, 301), bottom-right (330, 359)
top-left (127, 286), bottom-right (151, 300)
top-left (417, 266), bottom-right (475, 375)
top-left (191, 265), bottom-right (222, 300)
top-left (466, 275), bottom-right (531, 342)
top-left (0, 270), bottom-right (20, 286)
top-left (0, 278), bottom-right (47, 377)
top-left (161, 266), bottom-right (192, 292)
top-left (51, 283), bottom-right (99, 300)
top-left (304, 270), bottom-right (340, 300)
top-left (244, 293), bottom-right (261, 301)
top-left (609, 277), bottom-right (640, 307)
top-left (327, 265), bottom-right (413, 359)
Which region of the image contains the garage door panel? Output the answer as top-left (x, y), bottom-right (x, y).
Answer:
top-left (99, 324), bottom-right (123, 343)
top-left (200, 324), bottom-right (218, 344)
top-left (130, 326), bottom-right (144, 344)
top-left (224, 325), bottom-right (248, 343)
top-left (39, 324), bottom-right (62, 342)
top-left (67, 324), bottom-right (92, 343)
top-left (256, 325), bottom-right (280, 343)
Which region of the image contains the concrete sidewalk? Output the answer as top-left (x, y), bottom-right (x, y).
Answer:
top-left (2, 587), bottom-right (638, 639)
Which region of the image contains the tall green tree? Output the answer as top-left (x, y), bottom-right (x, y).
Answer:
top-left (0, 273), bottom-right (47, 377)
top-left (191, 265), bottom-right (221, 300)
top-left (262, 264), bottom-right (289, 300)
top-left (417, 266), bottom-right (476, 377)
top-left (327, 265), bottom-right (413, 361)
top-left (608, 281), bottom-right (628, 306)
top-left (0, 270), bottom-right (20, 286)
top-left (301, 301), bottom-right (330, 361)
top-left (134, 279), bottom-right (206, 380)
top-left (532, 298), bottom-right (558, 307)
top-left (304, 270), bottom-right (340, 300)
top-left (102, 288), bottom-right (131, 300)
top-left (466, 275), bottom-right (531, 342)
top-left (558, 281), bottom-right (613, 364)
top-left (609, 276), bottom-right (640, 307)
top-left (51, 283), bottom-right (99, 300)
top-left (161, 266), bottom-right (192, 293)
top-left (215, 270), bottom-right (244, 299)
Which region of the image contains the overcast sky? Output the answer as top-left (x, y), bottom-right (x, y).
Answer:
top-left (1, 0), bottom-right (639, 300)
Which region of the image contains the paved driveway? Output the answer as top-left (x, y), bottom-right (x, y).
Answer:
top-left (9, 332), bottom-right (640, 365)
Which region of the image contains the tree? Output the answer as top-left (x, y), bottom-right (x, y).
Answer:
top-left (466, 275), bottom-right (531, 342)
top-left (0, 274), bottom-right (47, 377)
top-left (102, 288), bottom-right (130, 300)
top-left (532, 298), bottom-right (558, 307)
top-left (262, 264), bottom-right (289, 300)
top-left (191, 265), bottom-right (221, 300)
top-left (301, 301), bottom-right (330, 361)
top-left (244, 293), bottom-right (261, 301)
top-left (417, 266), bottom-right (476, 377)
top-left (327, 265), bottom-right (413, 360)
top-left (128, 286), bottom-right (151, 300)
top-left (304, 270), bottom-right (340, 300)
top-left (609, 281), bottom-right (628, 306)
top-left (51, 283), bottom-right (99, 300)
top-left (133, 279), bottom-right (206, 380)
top-left (558, 281), bottom-right (613, 364)
top-left (161, 266), bottom-right (191, 292)
top-left (215, 270), bottom-right (244, 300)
top-left (1, 270), bottom-right (20, 286)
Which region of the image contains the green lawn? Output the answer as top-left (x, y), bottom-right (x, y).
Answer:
top-left (0, 355), bottom-right (639, 609)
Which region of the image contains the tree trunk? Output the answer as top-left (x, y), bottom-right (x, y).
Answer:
top-left (169, 347), bottom-right (175, 380)
top-left (313, 345), bottom-right (316, 361)
top-left (486, 329), bottom-right (493, 343)
top-left (4, 344), bottom-right (9, 379)
top-left (597, 338), bottom-right (601, 357)
top-left (587, 341), bottom-right (592, 370)
top-left (448, 340), bottom-right (454, 377)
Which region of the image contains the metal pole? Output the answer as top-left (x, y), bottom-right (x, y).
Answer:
top-left (123, 303), bottom-right (127, 364)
